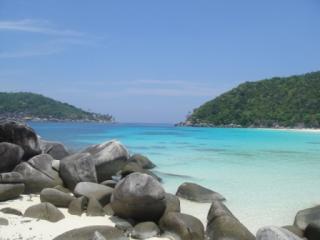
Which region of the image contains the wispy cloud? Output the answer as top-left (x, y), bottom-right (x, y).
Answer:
top-left (0, 19), bottom-right (83, 37)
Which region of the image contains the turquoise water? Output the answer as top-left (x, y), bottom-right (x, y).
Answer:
top-left (29, 122), bottom-right (320, 231)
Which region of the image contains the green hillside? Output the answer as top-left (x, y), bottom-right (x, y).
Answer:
top-left (0, 92), bottom-right (113, 122)
top-left (185, 71), bottom-right (320, 128)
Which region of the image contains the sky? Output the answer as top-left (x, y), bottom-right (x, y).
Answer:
top-left (0, 0), bottom-right (320, 123)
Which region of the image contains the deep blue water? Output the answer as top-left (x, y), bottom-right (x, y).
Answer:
top-left (29, 122), bottom-right (320, 231)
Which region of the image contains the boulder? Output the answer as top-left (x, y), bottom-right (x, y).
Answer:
top-left (60, 152), bottom-right (97, 190)
top-left (82, 140), bottom-right (129, 182)
top-left (39, 139), bottom-right (70, 160)
top-left (132, 222), bottom-right (160, 239)
top-left (28, 154), bottom-right (62, 180)
top-left (110, 173), bottom-right (166, 221)
top-left (52, 226), bottom-right (128, 240)
top-left (0, 172), bottom-right (24, 183)
top-left (129, 154), bottom-right (156, 169)
top-left (74, 182), bottom-right (113, 206)
top-left (24, 202), bottom-right (65, 222)
top-left (282, 225), bottom-right (304, 238)
top-left (53, 185), bottom-right (70, 193)
top-left (91, 231), bottom-right (107, 240)
top-left (120, 162), bottom-right (161, 182)
top-left (0, 183), bottom-right (24, 201)
top-left (256, 226), bottom-right (303, 240)
top-left (176, 182), bottom-right (225, 203)
top-left (103, 203), bottom-right (114, 216)
top-left (68, 196), bottom-right (88, 216)
top-left (0, 207), bottom-right (22, 216)
top-left (40, 188), bottom-right (75, 208)
top-left (112, 217), bottom-right (134, 235)
top-left (86, 197), bottom-right (105, 216)
top-left (100, 180), bottom-right (117, 188)
top-left (164, 193), bottom-right (180, 215)
top-left (52, 160), bottom-right (60, 171)
top-left (159, 212), bottom-right (204, 240)
top-left (0, 142), bottom-right (24, 173)
top-left (0, 120), bottom-right (41, 159)
top-left (14, 161), bottom-right (62, 193)
top-left (294, 205), bottom-right (320, 230)
top-left (305, 223), bottom-right (320, 240)
top-left (0, 217), bottom-right (9, 225)
top-left (206, 201), bottom-right (254, 240)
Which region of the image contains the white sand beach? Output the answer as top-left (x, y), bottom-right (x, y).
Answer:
top-left (0, 195), bottom-right (211, 240)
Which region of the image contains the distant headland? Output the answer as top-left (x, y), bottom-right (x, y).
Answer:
top-left (0, 92), bottom-right (114, 123)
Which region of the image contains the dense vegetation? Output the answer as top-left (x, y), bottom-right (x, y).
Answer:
top-left (186, 71), bottom-right (320, 128)
top-left (0, 92), bottom-right (113, 122)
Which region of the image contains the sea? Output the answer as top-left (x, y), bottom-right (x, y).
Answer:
top-left (29, 122), bottom-right (320, 232)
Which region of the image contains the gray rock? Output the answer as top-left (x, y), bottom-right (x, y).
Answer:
top-left (39, 139), bottom-right (70, 160)
top-left (68, 196), bottom-right (88, 216)
top-left (53, 226), bottom-right (128, 240)
top-left (0, 142), bottom-right (24, 173)
top-left (40, 188), bottom-right (75, 208)
top-left (60, 152), bottom-right (97, 190)
top-left (0, 207), bottom-right (22, 216)
top-left (53, 185), bottom-right (70, 193)
top-left (74, 182), bottom-right (113, 206)
top-left (82, 140), bottom-right (129, 182)
top-left (305, 223), bottom-right (320, 240)
top-left (24, 202), bottom-right (65, 222)
top-left (28, 154), bottom-right (60, 180)
top-left (112, 217), bottom-right (134, 235)
top-left (207, 200), bottom-right (235, 223)
top-left (120, 162), bottom-right (161, 182)
top-left (294, 205), bottom-right (320, 230)
top-left (111, 173), bottom-right (166, 221)
top-left (52, 160), bottom-right (60, 171)
top-left (87, 197), bottom-right (105, 216)
top-left (100, 180), bottom-right (117, 188)
top-left (0, 120), bottom-right (41, 159)
top-left (164, 193), bottom-right (180, 215)
top-left (282, 225), bottom-right (304, 238)
top-left (132, 222), bottom-right (160, 239)
top-left (256, 226), bottom-right (303, 240)
top-left (0, 217), bottom-right (9, 225)
top-left (103, 203), bottom-right (114, 216)
top-left (0, 183), bottom-right (24, 201)
top-left (129, 154), bottom-right (156, 169)
top-left (0, 172), bottom-right (24, 183)
top-left (159, 212), bottom-right (204, 240)
top-left (91, 231), bottom-right (107, 240)
top-left (176, 182), bottom-right (225, 203)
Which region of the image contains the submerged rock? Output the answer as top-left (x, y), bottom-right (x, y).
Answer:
top-left (176, 182), bottom-right (225, 203)
top-left (294, 205), bottom-right (320, 230)
top-left (40, 188), bottom-right (75, 208)
top-left (256, 226), bottom-right (303, 240)
top-left (131, 222), bottom-right (160, 239)
top-left (111, 173), bottom-right (166, 222)
top-left (74, 182), bottom-right (113, 206)
top-left (0, 183), bottom-right (24, 201)
top-left (129, 154), bottom-right (156, 169)
top-left (159, 212), bottom-right (204, 240)
top-left (24, 202), bottom-right (65, 222)
top-left (0, 142), bottom-right (24, 173)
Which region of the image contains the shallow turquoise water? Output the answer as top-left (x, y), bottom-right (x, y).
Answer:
top-left (30, 122), bottom-right (320, 231)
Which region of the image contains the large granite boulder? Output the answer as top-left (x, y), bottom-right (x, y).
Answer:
top-left (82, 140), bottom-right (129, 182)
top-left (68, 196), bottom-right (88, 216)
top-left (294, 205), bottom-right (320, 230)
top-left (256, 226), bottom-right (303, 240)
top-left (0, 172), bottom-right (24, 183)
top-left (14, 155), bottom-right (63, 193)
top-left (0, 120), bottom-right (41, 159)
top-left (39, 139), bottom-right (70, 160)
top-left (86, 197), bottom-right (105, 216)
top-left (164, 193), bottom-right (180, 215)
top-left (206, 201), bottom-right (254, 240)
top-left (53, 226), bottom-right (128, 240)
top-left (0, 142), bottom-right (24, 173)
top-left (176, 182), bottom-right (225, 203)
top-left (40, 188), bottom-right (75, 208)
top-left (74, 182), bottom-right (113, 205)
top-left (120, 162), bottom-right (161, 182)
top-left (305, 223), bottom-right (320, 240)
top-left (110, 173), bottom-right (166, 221)
top-left (131, 222), bottom-right (160, 239)
top-left (60, 152), bottom-right (97, 190)
top-left (24, 202), bottom-right (65, 222)
top-left (0, 183), bottom-right (24, 201)
top-left (159, 212), bottom-right (204, 240)
top-left (129, 154), bottom-right (156, 169)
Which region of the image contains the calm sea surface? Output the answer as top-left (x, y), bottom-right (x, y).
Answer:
top-left (29, 122), bottom-right (320, 231)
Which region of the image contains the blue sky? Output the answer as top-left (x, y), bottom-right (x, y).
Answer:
top-left (0, 0), bottom-right (319, 123)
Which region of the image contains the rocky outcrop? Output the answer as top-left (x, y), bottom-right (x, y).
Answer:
top-left (294, 205), bottom-right (320, 230)
top-left (74, 182), bottom-right (113, 206)
top-left (131, 222), bottom-right (160, 239)
top-left (40, 188), bottom-right (75, 208)
top-left (53, 226), bottom-right (128, 240)
top-left (159, 212), bottom-right (204, 240)
top-left (60, 152), bottom-right (97, 190)
top-left (0, 120), bottom-right (41, 159)
top-left (24, 202), bottom-right (65, 222)
top-left (82, 140), bottom-right (129, 182)
top-left (176, 182), bottom-right (225, 203)
top-left (129, 154), bottom-right (156, 169)
top-left (256, 226), bottom-right (303, 240)
top-left (0, 142), bottom-right (24, 173)
top-left (110, 173), bottom-right (166, 221)
top-left (39, 139), bottom-right (70, 160)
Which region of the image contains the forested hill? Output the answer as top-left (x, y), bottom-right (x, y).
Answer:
top-left (181, 71), bottom-right (320, 128)
top-left (0, 92), bottom-right (114, 122)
